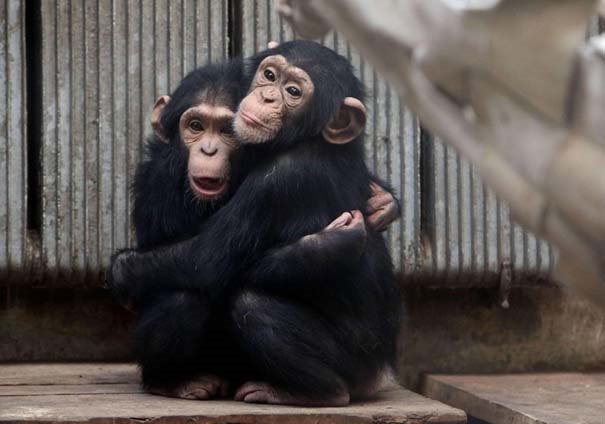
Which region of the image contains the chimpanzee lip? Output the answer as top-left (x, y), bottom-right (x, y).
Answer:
top-left (190, 175), bottom-right (228, 199)
top-left (239, 111), bottom-right (272, 132)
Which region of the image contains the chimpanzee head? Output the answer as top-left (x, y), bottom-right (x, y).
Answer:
top-left (150, 61), bottom-right (243, 201)
top-left (234, 40), bottom-right (366, 148)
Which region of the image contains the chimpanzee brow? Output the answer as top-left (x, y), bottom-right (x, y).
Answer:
top-left (183, 105), bottom-right (234, 123)
top-left (285, 67), bottom-right (310, 84)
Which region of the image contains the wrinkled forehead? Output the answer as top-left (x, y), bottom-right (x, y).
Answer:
top-left (181, 103), bottom-right (234, 122)
top-left (193, 86), bottom-right (239, 111)
top-left (257, 54), bottom-right (313, 84)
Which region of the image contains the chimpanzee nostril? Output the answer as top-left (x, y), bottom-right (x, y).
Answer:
top-left (261, 88), bottom-right (279, 104)
top-left (201, 145), bottom-right (218, 156)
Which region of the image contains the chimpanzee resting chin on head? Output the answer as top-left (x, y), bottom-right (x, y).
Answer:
top-left (109, 40), bottom-right (401, 406)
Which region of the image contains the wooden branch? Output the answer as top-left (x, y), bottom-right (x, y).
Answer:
top-left (278, 0), bottom-right (605, 306)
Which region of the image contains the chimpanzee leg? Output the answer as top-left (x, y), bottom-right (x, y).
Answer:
top-left (134, 291), bottom-right (230, 399)
top-left (230, 290), bottom-right (353, 406)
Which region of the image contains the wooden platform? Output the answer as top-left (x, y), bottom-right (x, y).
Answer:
top-left (0, 363), bottom-right (466, 424)
top-left (424, 373), bottom-right (605, 424)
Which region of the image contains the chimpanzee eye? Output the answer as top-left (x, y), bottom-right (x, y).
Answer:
top-left (220, 126), bottom-right (233, 135)
top-left (189, 119), bottom-right (204, 132)
top-left (286, 86), bottom-right (302, 98)
top-left (264, 69), bottom-right (276, 81)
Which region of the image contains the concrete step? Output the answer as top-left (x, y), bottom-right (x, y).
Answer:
top-left (0, 363), bottom-right (466, 424)
top-left (424, 372), bottom-right (605, 424)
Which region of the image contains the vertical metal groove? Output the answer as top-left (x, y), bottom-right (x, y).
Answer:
top-left (95, 0), bottom-right (101, 275)
top-left (1, 0), bottom-right (8, 279)
top-left (17, 0), bottom-right (27, 276)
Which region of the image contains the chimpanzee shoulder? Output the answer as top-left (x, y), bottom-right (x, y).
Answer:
top-left (133, 135), bottom-right (204, 250)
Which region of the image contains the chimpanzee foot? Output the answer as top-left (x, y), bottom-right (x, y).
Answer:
top-left (234, 381), bottom-right (350, 406)
top-left (148, 375), bottom-right (229, 400)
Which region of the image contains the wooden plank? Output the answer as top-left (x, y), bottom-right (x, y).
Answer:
top-left (0, 386), bottom-right (465, 424)
top-left (0, 384), bottom-right (141, 397)
top-left (424, 373), bottom-right (605, 424)
top-left (0, 363), bottom-right (138, 385)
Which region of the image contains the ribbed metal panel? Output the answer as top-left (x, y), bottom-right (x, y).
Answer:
top-left (0, 0), bottom-right (27, 282)
top-left (420, 137), bottom-right (555, 286)
top-left (39, 0), bottom-right (229, 286)
top-left (0, 1), bottom-right (558, 287)
top-left (241, 1), bottom-right (424, 274)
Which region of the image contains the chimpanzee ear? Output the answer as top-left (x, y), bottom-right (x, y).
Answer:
top-left (151, 95), bottom-right (171, 143)
top-left (322, 97), bottom-right (366, 145)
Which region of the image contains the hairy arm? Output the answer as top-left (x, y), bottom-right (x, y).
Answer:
top-left (109, 155), bottom-right (312, 306)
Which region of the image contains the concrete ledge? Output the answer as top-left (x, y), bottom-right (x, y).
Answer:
top-left (424, 372), bottom-right (605, 424)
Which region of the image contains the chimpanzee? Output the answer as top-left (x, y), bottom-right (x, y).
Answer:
top-left (109, 40), bottom-right (401, 406)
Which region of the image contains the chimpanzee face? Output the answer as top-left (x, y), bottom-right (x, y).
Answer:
top-left (234, 42), bottom-right (368, 147)
top-left (233, 54), bottom-right (315, 144)
top-left (151, 96), bottom-right (238, 201)
top-left (179, 102), bottom-right (238, 200)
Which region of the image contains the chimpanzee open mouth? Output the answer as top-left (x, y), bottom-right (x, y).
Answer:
top-left (190, 176), bottom-right (228, 198)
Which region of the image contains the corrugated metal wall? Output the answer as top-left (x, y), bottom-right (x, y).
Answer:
top-left (38, 0), bottom-right (229, 286)
top-left (0, 0), bottom-right (28, 283)
top-left (0, 0), bottom-right (563, 287)
top-left (420, 137), bottom-right (554, 287)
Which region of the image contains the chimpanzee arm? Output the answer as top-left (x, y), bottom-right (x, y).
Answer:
top-left (245, 210), bottom-right (367, 292)
top-left (108, 148), bottom-right (367, 307)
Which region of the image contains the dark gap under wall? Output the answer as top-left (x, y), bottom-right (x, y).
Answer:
top-left (25, 0), bottom-right (42, 234)
top-left (228, 0), bottom-right (243, 58)
top-left (419, 128), bottom-right (435, 248)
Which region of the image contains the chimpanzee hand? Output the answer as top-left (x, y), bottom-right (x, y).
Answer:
top-left (105, 248), bottom-right (139, 312)
top-left (366, 182), bottom-right (400, 232)
top-left (302, 210), bottom-right (367, 257)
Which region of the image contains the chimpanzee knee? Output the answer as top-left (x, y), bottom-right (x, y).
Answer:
top-left (231, 290), bottom-right (350, 398)
top-left (135, 291), bottom-right (210, 387)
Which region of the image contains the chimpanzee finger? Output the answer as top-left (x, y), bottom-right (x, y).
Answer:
top-left (369, 181), bottom-right (385, 196)
top-left (348, 210), bottom-right (364, 224)
top-left (367, 200), bottom-right (399, 231)
top-left (324, 211), bottom-right (354, 231)
top-left (365, 192), bottom-right (391, 214)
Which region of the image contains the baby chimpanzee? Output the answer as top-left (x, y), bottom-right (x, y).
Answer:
top-left (110, 47), bottom-right (400, 403)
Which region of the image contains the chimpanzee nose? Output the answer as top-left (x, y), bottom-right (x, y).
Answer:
top-left (262, 88), bottom-right (279, 103)
top-left (201, 144), bottom-right (218, 156)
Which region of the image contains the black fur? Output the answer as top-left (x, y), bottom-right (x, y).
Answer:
top-left (109, 41), bottom-right (401, 400)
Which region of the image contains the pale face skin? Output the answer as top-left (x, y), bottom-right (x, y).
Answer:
top-left (234, 55), bottom-right (315, 144)
top-left (179, 103), bottom-right (238, 200)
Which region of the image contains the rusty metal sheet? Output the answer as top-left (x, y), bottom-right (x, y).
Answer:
top-left (38, 0), bottom-right (229, 286)
top-left (0, 0), bottom-right (27, 283)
